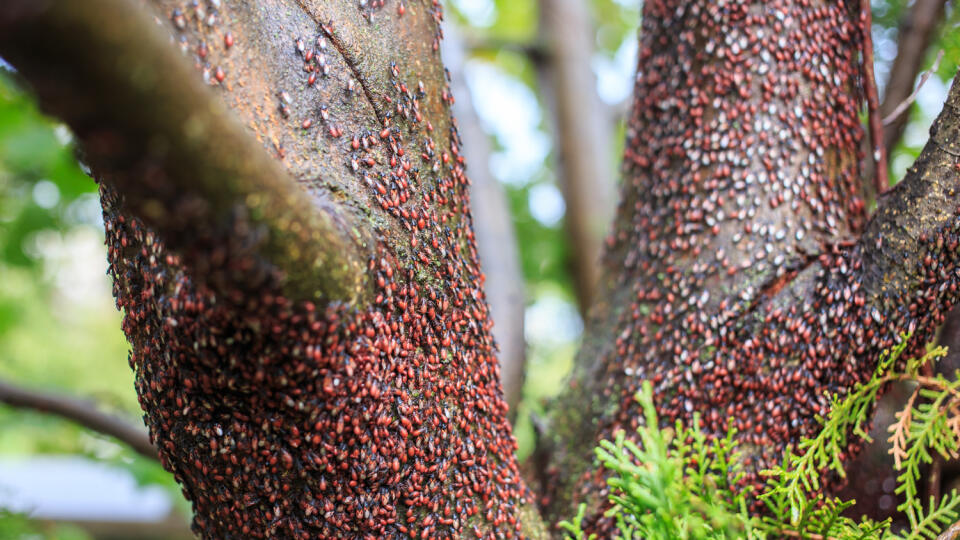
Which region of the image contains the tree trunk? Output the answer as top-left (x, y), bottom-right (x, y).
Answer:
top-left (537, 0), bottom-right (616, 315)
top-left (1, 0), bottom-right (544, 537)
top-left (443, 25), bottom-right (528, 415)
top-left (539, 0), bottom-right (960, 533)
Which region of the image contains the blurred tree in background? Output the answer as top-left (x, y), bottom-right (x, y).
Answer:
top-left (0, 0), bottom-right (958, 537)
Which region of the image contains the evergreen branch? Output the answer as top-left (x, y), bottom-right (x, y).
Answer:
top-left (562, 338), bottom-right (960, 540)
top-left (895, 380), bottom-right (960, 529)
top-left (890, 385), bottom-right (922, 469)
top-left (904, 493), bottom-right (960, 540)
top-left (759, 338), bottom-right (922, 525)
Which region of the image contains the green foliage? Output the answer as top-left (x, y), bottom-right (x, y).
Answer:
top-left (890, 377), bottom-right (960, 535)
top-left (934, 3), bottom-right (960, 84)
top-left (561, 339), bottom-right (960, 540)
top-left (1, 0), bottom-right (957, 536)
top-left (0, 70), bottom-right (97, 270)
top-left (0, 71), bottom-right (189, 534)
top-left (759, 339), bottom-right (928, 524)
top-left (589, 383), bottom-right (754, 539)
top-left (559, 503), bottom-right (595, 540)
top-left (0, 509), bottom-right (92, 540)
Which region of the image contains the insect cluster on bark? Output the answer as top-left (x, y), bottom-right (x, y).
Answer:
top-left (104, 0), bottom-right (534, 538)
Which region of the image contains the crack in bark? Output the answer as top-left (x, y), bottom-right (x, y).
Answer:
top-left (738, 249), bottom-right (821, 321)
top-left (293, 0), bottom-right (384, 125)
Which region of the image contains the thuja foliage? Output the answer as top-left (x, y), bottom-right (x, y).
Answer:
top-left (560, 337), bottom-right (960, 539)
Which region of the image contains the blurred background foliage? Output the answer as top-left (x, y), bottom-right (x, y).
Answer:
top-left (877, 0), bottom-right (960, 181)
top-left (0, 68), bottom-right (185, 539)
top-left (0, 0), bottom-right (957, 537)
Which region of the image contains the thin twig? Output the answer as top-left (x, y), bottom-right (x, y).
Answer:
top-left (880, 0), bottom-right (947, 156)
top-left (0, 377), bottom-right (157, 460)
top-left (779, 529), bottom-right (830, 540)
top-left (883, 49), bottom-right (945, 126)
top-left (913, 374), bottom-right (960, 401)
top-left (861, 0), bottom-right (889, 194)
top-left (889, 384), bottom-right (921, 468)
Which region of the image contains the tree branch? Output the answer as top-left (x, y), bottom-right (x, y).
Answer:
top-left (0, 0), bottom-right (369, 305)
top-left (12, 0), bottom-right (550, 536)
top-left (859, 75), bottom-right (960, 305)
top-left (0, 378), bottom-right (157, 461)
top-left (539, 0), bottom-right (913, 528)
top-left (940, 519), bottom-right (960, 540)
top-left (846, 0), bottom-right (948, 507)
top-left (879, 0), bottom-right (947, 158)
top-left (883, 50), bottom-right (945, 130)
top-left (862, 0), bottom-right (889, 195)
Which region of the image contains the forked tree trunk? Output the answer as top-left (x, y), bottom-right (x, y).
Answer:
top-left (3, 0), bottom-right (960, 538)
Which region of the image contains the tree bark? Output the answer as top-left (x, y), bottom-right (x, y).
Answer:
top-left (837, 0), bottom-right (949, 523)
top-left (7, 0), bottom-right (960, 537)
top-left (0, 0), bottom-right (545, 537)
top-left (540, 0), bottom-right (960, 532)
top-left (444, 25), bottom-right (528, 415)
top-left (0, 0), bottom-right (369, 306)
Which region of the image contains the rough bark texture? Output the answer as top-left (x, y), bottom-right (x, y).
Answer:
top-left (0, 0), bottom-right (544, 537)
top-left (837, 0), bottom-right (949, 521)
top-left (0, 0), bottom-right (369, 305)
top-left (540, 0), bottom-right (960, 533)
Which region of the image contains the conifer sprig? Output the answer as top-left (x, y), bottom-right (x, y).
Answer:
top-left (560, 336), bottom-right (960, 539)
